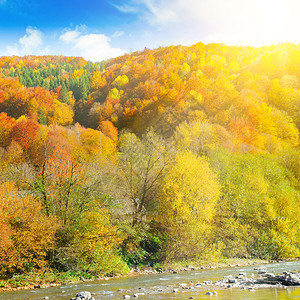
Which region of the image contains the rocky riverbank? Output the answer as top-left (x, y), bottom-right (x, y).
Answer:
top-left (69, 264), bottom-right (300, 299)
top-left (1, 259), bottom-right (299, 299)
top-left (0, 258), bottom-right (265, 293)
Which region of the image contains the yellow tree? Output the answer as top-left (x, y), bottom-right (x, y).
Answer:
top-left (0, 182), bottom-right (58, 274)
top-left (50, 100), bottom-right (74, 126)
top-left (113, 75), bottom-right (129, 86)
top-left (91, 70), bottom-right (107, 90)
top-left (72, 203), bottom-right (128, 274)
top-left (80, 128), bottom-right (116, 158)
top-left (158, 151), bottom-right (221, 260)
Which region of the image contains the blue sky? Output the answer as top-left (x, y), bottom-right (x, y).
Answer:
top-left (0, 0), bottom-right (299, 61)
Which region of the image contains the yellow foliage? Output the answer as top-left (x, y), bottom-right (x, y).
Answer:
top-left (179, 62), bottom-right (191, 76)
top-left (107, 88), bottom-right (120, 100)
top-left (73, 203), bottom-right (127, 273)
top-left (72, 69), bottom-right (85, 78)
top-left (113, 75), bottom-right (129, 86)
top-left (0, 182), bottom-right (58, 274)
top-left (270, 218), bottom-right (300, 258)
top-left (158, 151), bottom-right (221, 260)
top-left (50, 100), bottom-right (74, 126)
top-left (91, 70), bottom-right (107, 90)
top-left (80, 128), bottom-right (116, 158)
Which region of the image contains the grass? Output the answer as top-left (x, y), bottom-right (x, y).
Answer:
top-left (0, 268), bottom-right (99, 291)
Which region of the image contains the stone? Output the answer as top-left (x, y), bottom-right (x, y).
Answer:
top-left (206, 291), bottom-right (213, 295)
top-left (76, 291), bottom-right (92, 299)
top-left (173, 289), bottom-right (179, 293)
top-left (34, 284), bottom-right (41, 288)
top-left (123, 295), bottom-right (131, 299)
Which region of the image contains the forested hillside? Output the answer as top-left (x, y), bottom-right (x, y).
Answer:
top-left (1, 43), bottom-right (300, 278)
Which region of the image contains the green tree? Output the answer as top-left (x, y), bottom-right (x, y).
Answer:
top-left (210, 150), bottom-right (300, 259)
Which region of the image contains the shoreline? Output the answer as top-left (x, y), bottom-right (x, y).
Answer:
top-left (0, 258), bottom-right (275, 293)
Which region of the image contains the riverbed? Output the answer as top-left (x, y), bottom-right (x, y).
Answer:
top-left (1, 261), bottom-right (300, 299)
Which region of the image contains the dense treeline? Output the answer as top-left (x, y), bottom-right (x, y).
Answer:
top-left (0, 43), bottom-right (300, 278)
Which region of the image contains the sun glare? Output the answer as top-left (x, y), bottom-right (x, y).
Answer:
top-left (252, 0), bottom-right (289, 46)
top-left (202, 0), bottom-right (300, 47)
top-left (246, 0), bottom-right (300, 46)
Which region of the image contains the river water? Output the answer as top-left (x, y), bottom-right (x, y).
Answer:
top-left (1, 261), bottom-right (300, 299)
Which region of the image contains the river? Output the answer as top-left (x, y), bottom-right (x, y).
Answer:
top-left (0, 261), bottom-right (300, 299)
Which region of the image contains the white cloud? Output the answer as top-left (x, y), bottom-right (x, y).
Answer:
top-left (113, 3), bottom-right (139, 14)
top-left (59, 28), bottom-right (125, 61)
top-left (114, 0), bottom-right (178, 26)
top-left (60, 30), bottom-right (81, 43)
top-left (6, 27), bottom-right (50, 56)
top-left (141, 0), bottom-right (178, 26)
top-left (114, 0), bottom-right (300, 47)
top-left (112, 31), bottom-right (125, 38)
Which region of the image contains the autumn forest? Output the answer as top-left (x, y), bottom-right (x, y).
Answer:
top-left (1, 42), bottom-right (300, 279)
